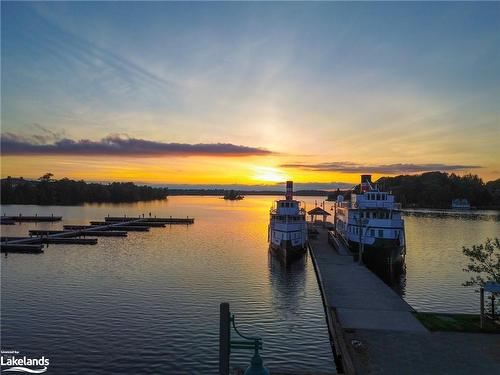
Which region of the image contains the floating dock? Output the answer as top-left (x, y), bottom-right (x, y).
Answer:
top-left (0, 244), bottom-right (44, 253)
top-left (89, 221), bottom-right (166, 227)
top-left (1, 215), bottom-right (195, 254)
top-left (1, 214), bottom-right (62, 223)
top-left (62, 225), bottom-right (149, 232)
top-left (104, 216), bottom-right (194, 224)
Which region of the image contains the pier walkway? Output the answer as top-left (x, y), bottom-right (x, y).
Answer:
top-left (309, 226), bottom-right (500, 375)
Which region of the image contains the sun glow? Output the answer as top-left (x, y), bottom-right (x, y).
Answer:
top-left (252, 167), bottom-right (290, 183)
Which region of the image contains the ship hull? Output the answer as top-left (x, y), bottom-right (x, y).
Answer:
top-left (269, 240), bottom-right (307, 263)
top-left (347, 238), bottom-right (405, 270)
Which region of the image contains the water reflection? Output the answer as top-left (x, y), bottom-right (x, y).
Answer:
top-left (402, 209), bottom-right (500, 222)
top-left (267, 251), bottom-right (308, 316)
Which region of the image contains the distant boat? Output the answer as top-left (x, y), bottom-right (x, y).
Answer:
top-left (268, 181), bottom-right (308, 262)
top-left (451, 198), bottom-right (470, 210)
top-left (223, 190), bottom-right (244, 200)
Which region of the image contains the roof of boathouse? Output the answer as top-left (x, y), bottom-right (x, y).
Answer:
top-left (307, 207), bottom-right (331, 216)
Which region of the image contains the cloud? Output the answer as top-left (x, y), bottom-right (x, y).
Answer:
top-left (281, 162), bottom-right (481, 174)
top-left (0, 133), bottom-right (273, 157)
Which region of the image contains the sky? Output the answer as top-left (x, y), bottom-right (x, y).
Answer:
top-left (1, 2), bottom-right (499, 187)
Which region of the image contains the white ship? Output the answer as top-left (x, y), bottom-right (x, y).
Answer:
top-left (268, 181), bottom-right (308, 262)
top-left (333, 175), bottom-right (406, 268)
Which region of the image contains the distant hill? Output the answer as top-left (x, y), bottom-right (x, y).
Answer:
top-left (376, 172), bottom-right (496, 209)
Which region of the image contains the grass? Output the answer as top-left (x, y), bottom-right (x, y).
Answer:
top-left (415, 312), bottom-right (500, 333)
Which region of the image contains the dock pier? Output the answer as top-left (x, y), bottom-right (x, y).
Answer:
top-left (309, 225), bottom-right (500, 374)
top-left (1, 214), bottom-right (62, 223)
top-left (1, 214), bottom-right (195, 254)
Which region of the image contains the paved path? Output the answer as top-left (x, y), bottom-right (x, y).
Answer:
top-left (309, 226), bottom-right (500, 375)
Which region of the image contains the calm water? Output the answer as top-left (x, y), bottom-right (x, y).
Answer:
top-left (1, 198), bottom-right (499, 374)
top-left (1, 196), bottom-right (335, 374)
top-left (400, 208), bottom-right (500, 313)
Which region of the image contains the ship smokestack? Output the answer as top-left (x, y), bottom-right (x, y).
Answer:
top-left (285, 181), bottom-right (293, 200)
top-left (361, 174), bottom-right (372, 192)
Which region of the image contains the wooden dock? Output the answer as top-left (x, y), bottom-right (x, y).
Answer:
top-left (1, 214), bottom-right (62, 223)
top-left (1, 244), bottom-right (44, 253)
top-left (1, 215), bottom-right (195, 253)
top-left (62, 225), bottom-right (150, 232)
top-left (104, 216), bottom-right (194, 224)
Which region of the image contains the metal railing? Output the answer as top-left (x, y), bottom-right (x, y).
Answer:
top-left (219, 303), bottom-right (269, 375)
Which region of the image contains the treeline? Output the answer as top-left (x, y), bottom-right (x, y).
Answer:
top-left (1, 174), bottom-right (169, 205)
top-left (376, 172), bottom-right (500, 209)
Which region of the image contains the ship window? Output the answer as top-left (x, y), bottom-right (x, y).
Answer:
top-left (378, 230), bottom-right (383, 237)
top-left (376, 194), bottom-right (380, 200)
top-left (370, 229), bottom-right (375, 236)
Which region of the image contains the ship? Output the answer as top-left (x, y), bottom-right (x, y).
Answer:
top-left (333, 175), bottom-right (406, 269)
top-left (268, 181), bottom-right (308, 262)
top-left (223, 190), bottom-right (244, 200)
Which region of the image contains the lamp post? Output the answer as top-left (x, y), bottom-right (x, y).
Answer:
top-left (357, 206), bottom-right (369, 265)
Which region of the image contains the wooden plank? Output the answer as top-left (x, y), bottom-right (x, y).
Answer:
top-left (104, 217), bottom-right (194, 224)
top-left (1, 237), bottom-right (29, 242)
top-left (43, 238), bottom-right (98, 245)
top-left (63, 225), bottom-right (149, 231)
top-left (82, 231), bottom-right (127, 237)
top-left (29, 229), bottom-right (127, 237)
top-left (89, 221), bottom-right (165, 227)
top-left (1, 244), bottom-right (44, 253)
top-left (3, 215), bottom-right (62, 222)
top-left (29, 230), bottom-right (67, 235)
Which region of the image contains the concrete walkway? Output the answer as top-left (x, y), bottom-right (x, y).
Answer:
top-left (310, 228), bottom-right (426, 333)
top-left (309, 226), bottom-right (500, 375)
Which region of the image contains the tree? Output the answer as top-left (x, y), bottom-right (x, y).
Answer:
top-left (39, 173), bottom-right (54, 182)
top-left (462, 238), bottom-right (500, 288)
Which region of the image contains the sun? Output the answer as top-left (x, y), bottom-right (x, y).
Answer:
top-left (252, 167), bottom-right (290, 183)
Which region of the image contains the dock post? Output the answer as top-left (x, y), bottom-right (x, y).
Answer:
top-left (491, 294), bottom-right (495, 320)
top-left (219, 302), bottom-right (230, 375)
top-left (480, 287), bottom-right (484, 328)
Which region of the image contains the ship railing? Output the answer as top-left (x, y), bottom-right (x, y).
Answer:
top-left (355, 202), bottom-right (402, 209)
top-left (338, 202), bottom-right (351, 208)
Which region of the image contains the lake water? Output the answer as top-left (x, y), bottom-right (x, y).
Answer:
top-left (1, 197), bottom-right (499, 374)
top-left (1, 196), bottom-right (335, 374)
top-left (398, 208), bottom-right (500, 313)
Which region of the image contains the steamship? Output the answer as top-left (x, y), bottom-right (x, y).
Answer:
top-left (333, 175), bottom-right (406, 268)
top-left (268, 181), bottom-right (308, 262)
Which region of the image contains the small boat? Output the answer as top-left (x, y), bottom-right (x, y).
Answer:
top-left (451, 198), bottom-right (471, 210)
top-left (268, 181), bottom-right (308, 262)
top-left (223, 190), bottom-right (244, 200)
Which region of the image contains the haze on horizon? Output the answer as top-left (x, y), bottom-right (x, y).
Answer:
top-left (1, 2), bottom-right (499, 186)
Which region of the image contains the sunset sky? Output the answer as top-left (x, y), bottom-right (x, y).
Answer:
top-left (1, 2), bottom-right (499, 187)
